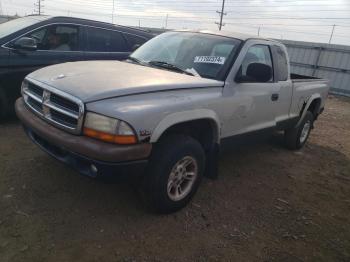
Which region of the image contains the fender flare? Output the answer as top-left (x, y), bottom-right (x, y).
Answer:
top-left (150, 109), bottom-right (221, 144)
top-left (297, 93), bottom-right (322, 127)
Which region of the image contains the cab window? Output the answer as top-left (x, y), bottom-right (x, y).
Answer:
top-left (124, 33), bottom-right (147, 50)
top-left (86, 27), bottom-right (128, 52)
top-left (24, 25), bottom-right (80, 51)
top-left (237, 44), bottom-right (274, 82)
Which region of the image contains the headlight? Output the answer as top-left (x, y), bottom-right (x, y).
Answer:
top-left (83, 112), bottom-right (137, 145)
top-left (21, 80), bottom-right (29, 95)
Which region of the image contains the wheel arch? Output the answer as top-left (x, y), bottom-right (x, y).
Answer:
top-left (150, 109), bottom-right (221, 148)
top-left (297, 94), bottom-right (322, 126)
top-left (307, 97), bottom-right (322, 117)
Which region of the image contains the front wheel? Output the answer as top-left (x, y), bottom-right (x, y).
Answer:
top-left (142, 134), bottom-right (205, 214)
top-left (285, 111), bottom-right (314, 150)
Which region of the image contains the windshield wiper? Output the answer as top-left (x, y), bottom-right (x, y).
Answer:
top-left (148, 61), bottom-right (195, 76)
top-left (127, 56), bottom-right (143, 64)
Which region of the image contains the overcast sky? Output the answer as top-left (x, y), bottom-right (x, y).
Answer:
top-left (1, 0), bottom-right (350, 45)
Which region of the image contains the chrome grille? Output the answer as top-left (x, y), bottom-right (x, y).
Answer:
top-left (22, 79), bottom-right (84, 134)
top-left (50, 93), bottom-right (80, 113)
top-left (27, 96), bottom-right (43, 114)
top-left (28, 82), bottom-right (44, 97)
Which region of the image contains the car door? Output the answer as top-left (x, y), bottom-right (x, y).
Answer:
top-left (0, 45), bottom-right (10, 80)
top-left (222, 42), bottom-right (280, 137)
top-left (0, 45), bottom-right (11, 113)
top-left (7, 24), bottom-right (85, 95)
top-left (84, 26), bottom-right (131, 61)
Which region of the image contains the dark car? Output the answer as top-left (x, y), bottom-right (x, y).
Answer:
top-left (0, 15), bottom-right (153, 119)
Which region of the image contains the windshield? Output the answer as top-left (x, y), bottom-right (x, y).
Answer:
top-left (130, 32), bottom-right (242, 80)
top-left (0, 16), bottom-right (48, 39)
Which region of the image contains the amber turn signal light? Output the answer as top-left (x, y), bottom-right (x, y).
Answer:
top-left (83, 127), bottom-right (137, 145)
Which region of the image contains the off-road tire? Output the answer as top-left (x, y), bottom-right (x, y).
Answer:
top-left (142, 134), bottom-right (205, 214)
top-left (285, 111), bottom-right (314, 150)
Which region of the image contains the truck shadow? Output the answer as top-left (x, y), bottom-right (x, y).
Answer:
top-left (0, 116), bottom-right (19, 125)
top-left (218, 131), bottom-right (350, 182)
top-left (17, 130), bottom-right (349, 219)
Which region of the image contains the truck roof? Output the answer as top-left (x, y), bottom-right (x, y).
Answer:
top-left (176, 29), bottom-right (280, 43)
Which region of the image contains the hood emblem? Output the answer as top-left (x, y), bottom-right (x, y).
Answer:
top-left (53, 74), bottom-right (66, 80)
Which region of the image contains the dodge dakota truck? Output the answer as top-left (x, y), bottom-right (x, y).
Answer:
top-left (15, 30), bottom-right (329, 213)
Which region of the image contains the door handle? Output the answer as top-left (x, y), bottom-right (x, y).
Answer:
top-left (271, 93), bottom-right (279, 101)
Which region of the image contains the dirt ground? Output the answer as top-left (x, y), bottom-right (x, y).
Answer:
top-left (0, 96), bottom-right (349, 262)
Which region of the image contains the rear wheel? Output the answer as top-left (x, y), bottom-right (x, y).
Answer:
top-left (142, 134), bottom-right (205, 214)
top-left (285, 111), bottom-right (314, 150)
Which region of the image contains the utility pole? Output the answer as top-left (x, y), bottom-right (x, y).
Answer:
top-left (329, 24), bottom-right (336, 44)
top-left (215, 0), bottom-right (226, 30)
top-left (34, 0), bottom-right (44, 15)
top-left (112, 0), bottom-right (115, 24)
top-left (165, 14), bottom-right (168, 29)
top-left (258, 26), bottom-right (261, 36)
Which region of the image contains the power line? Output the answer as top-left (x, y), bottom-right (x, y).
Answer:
top-left (4, 0), bottom-right (350, 44)
top-left (107, 2), bottom-right (350, 8)
top-left (22, 4), bottom-right (348, 40)
top-left (45, 0), bottom-right (350, 28)
top-left (46, 0), bottom-right (350, 16)
top-left (50, 0), bottom-right (349, 3)
top-left (49, 0), bottom-right (350, 9)
top-left (46, 2), bottom-right (350, 13)
top-left (7, 1), bottom-right (350, 27)
top-left (40, 4), bottom-right (350, 28)
top-left (91, 0), bottom-right (349, 6)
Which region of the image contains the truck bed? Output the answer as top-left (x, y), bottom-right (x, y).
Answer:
top-left (289, 73), bottom-right (329, 120)
top-left (291, 73), bottom-right (326, 83)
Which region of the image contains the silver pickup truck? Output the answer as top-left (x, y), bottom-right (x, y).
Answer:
top-left (15, 30), bottom-right (329, 213)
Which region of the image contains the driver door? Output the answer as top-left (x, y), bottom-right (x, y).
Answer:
top-left (223, 43), bottom-right (280, 137)
top-left (7, 24), bottom-right (85, 97)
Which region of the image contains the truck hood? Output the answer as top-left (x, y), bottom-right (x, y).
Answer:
top-left (27, 61), bottom-right (224, 103)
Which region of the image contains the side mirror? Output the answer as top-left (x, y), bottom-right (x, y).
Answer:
top-left (132, 44), bottom-right (141, 51)
top-left (13, 37), bottom-right (37, 51)
top-left (236, 63), bottom-right (272, 83)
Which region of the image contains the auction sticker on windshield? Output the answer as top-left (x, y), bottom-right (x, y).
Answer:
top-left (194, 56), bottom-right (226, 64)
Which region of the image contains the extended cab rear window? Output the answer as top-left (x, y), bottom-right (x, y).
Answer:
top-left (275, 46), bottom-right (289, 81)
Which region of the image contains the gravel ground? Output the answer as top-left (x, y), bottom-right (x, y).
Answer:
top-left (0, 96), bottom-right (349, 262)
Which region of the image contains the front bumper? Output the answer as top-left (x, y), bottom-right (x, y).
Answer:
top-left (15, 98), bottom-right (152, 179)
